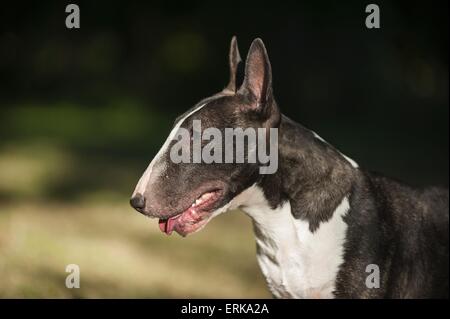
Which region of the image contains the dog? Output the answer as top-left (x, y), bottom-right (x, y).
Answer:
top-left (130, 37), bottom-right (449, 298)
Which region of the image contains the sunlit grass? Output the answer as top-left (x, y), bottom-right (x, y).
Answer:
top-left (0, 142), bottom-right (72, 199)
top-left (0, 201), bottom-right (269, 298)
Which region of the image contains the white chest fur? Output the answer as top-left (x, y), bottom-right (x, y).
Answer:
top-left (234, 186), bottom-right (350, 299)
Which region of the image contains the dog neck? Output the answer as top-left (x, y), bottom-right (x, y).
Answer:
top-left (232, 114), bottom-right (358, 298)
top-left (258, 114), bottom-right (358, 231)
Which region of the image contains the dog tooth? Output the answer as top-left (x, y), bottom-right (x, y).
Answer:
top-left (203, 192), bottom-right (213, 200)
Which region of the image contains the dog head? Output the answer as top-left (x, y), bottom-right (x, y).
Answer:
top-left (130, 37), bottom-right (280, 236)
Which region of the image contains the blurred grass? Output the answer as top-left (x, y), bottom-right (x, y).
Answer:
top-left (0, 201), bottom-right (269, 298)
top-left (0, 101), bottom-right (270, 298)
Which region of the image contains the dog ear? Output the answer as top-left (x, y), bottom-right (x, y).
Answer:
top-left (224, 36), bottom-right (242, 93)
top-left (238, 38), bottom-right (274, 113)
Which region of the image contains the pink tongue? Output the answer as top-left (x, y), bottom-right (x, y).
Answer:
top-left (158, 217), bottom-right (177, 235)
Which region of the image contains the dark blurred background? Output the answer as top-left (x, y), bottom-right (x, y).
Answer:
top-left (0, 0), bottom-right (448, 298)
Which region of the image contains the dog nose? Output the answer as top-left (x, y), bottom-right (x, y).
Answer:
top-left (130, 193), bottom-right (146, 210)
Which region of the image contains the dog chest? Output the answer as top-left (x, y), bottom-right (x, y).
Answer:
top-left (243, 191), bottom-right (350, 299)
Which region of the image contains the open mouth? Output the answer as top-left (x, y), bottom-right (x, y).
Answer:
top-left (158, 189), bottom-right (223, 236)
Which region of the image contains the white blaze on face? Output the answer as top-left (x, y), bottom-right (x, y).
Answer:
top-left (132, 103), bottom-right (208, 197)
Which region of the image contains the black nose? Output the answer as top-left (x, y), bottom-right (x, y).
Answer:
top-left (130, 193), bottom-right (146, 210)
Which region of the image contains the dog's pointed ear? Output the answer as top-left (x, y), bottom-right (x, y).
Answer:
top-left (238, 38), bottom-right (274, 112)
top-left (224, 36), bottom-right (242, 93)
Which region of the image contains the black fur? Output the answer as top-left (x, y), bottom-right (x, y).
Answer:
top-left (258, 115), bottom-right (449, 298)
top-left (335, 173), bottom-right (449, 298)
